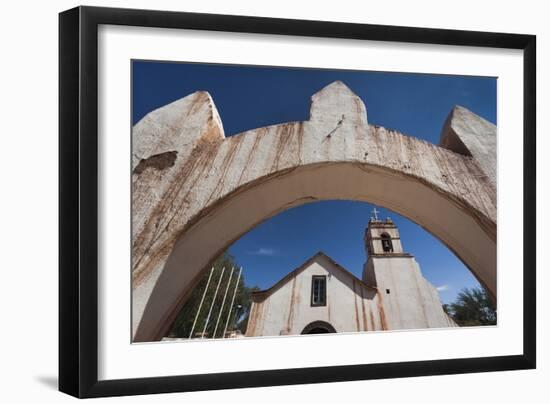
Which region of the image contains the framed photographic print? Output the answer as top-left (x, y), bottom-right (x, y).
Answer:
top-left (59, 6), bottom-right (536, 398)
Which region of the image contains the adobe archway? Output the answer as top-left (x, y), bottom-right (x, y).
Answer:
top-left (131, 81), bottom-right (496, 342)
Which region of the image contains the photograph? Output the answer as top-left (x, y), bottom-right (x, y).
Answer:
top-left (53, 4), bottom-right (537, 399)
top-left (130, 61), bottom-right (497, 343)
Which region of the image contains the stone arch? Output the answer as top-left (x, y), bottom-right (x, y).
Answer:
top-left (131, 81), bottom-right (496, 342)
top-left (301, 321), bottom-right (337, 334)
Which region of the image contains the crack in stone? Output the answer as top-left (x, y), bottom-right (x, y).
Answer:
top-left (324, 114), bottom-right (345, 139)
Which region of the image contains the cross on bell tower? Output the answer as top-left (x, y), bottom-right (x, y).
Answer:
top-left (371, 207), bottom-right (380, 221)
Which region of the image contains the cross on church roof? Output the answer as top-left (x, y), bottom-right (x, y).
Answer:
top-left (371, 207), bottom-right (380, 221)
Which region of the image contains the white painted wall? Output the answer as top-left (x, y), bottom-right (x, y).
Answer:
top-left (364, 257), bottom-right (456, 329)
top-left (247, 252), bottom-right (453, 337)
top-left (246, 254), bottom-right (383, 336)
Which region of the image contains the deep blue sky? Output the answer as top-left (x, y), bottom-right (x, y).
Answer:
top-left (132, 60), bottom-right (496, 304)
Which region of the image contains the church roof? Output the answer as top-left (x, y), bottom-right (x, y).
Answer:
top-left (251, 251), bottom-right (377, 300)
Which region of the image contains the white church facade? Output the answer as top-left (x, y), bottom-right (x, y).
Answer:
top-left (245, 214), bottom-right (456, 337)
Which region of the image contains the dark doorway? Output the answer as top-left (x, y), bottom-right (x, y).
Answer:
top-left (306, 327), bottom-right (331, 334)
top-left (301, 320), bottom-right (337, 334)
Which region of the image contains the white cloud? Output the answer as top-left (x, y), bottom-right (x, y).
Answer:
top-left (248, 247), bottom-right (276, 256)
top-left (436, 284), bottom-right (450, 292)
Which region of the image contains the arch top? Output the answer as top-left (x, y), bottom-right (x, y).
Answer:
top-left (309, 80), bottom-right (368, 128)
top-left (440, 104), bottom-right (497, 186)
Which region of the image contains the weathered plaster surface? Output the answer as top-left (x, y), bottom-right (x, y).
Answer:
top-left (364, 257), bottom-right (456, 330)
top-left (246, 254), bottom-right (383, 337)
top-left (440, 105), bottom-right (497, 186)
top-left (132, 91), bottom-right (224, 244)
top-left (131, 81), bottom-right (496, 341)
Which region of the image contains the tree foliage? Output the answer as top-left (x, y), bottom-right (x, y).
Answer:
top-left (444, 286), bottom-right (496, 326)
top-left (168, 252), bottom-right (259, 338)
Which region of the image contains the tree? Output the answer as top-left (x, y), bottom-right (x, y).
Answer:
top-left (168, 252), bottom-right (259, 338)
top-left (445, 286), bottom-right (496, 326)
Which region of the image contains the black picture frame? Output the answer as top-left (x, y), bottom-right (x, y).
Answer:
top-left (59, 5), bottom-right (536, 398)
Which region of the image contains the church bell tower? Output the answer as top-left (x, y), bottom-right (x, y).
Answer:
top-left (363, 207), bottom-right (412, 286)
top-left (362, 207), bottom-right (454, 330)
